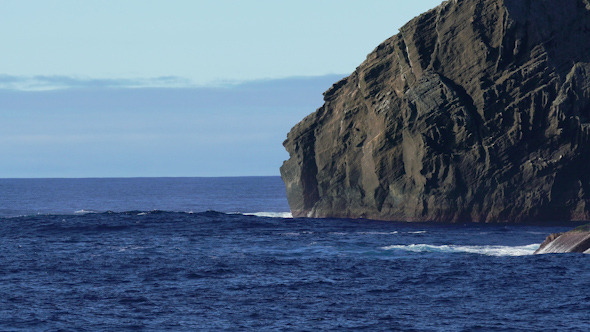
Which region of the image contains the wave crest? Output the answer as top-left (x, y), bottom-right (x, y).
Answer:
top-left (242, 212), bottom-right (293, 218)
top-left (380, 243), bottom-right (540, 256)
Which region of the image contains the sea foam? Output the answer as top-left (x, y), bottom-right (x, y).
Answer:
top-left (74, 209), bottom-right (99, 215)
top-left (380, 243), bottom-right (540, 256)
top-left (242, 212), bottom-right (293, 218)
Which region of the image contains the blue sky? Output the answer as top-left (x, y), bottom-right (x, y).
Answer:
top-left (1, 0), bottom-right (442, 177)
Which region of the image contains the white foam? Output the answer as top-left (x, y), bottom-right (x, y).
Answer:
top-left (242, 212), bottom-right (293, 218)
top-left (407, 231), bottom-right (427, 234)
top-left (380, 243), bottom-right (541, 256)
top-left (117, 245), bottom-right (146, 252)
top-left (74, 209), bottom-right (98, 215)
top-left (357, 231), bottom-right (399, 235)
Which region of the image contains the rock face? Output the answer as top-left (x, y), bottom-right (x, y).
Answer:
top-left (281, 0), bottom-right (590, 222)
top-left (534, 225), bottom-right (590, 253)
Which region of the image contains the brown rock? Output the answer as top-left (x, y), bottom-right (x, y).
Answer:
top-left (534, 224), bottom-right (590, 253)
top-left (281, 0), bottom-right (590, 222)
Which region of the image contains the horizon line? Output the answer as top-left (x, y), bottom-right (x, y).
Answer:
top-left (0, 175), bottom-right (284, 180)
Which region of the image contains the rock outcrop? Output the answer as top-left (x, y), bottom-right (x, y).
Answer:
top-left (281, 0), bottom-right (590, 222)
top-left (534, 224), bottom-right (590, 253)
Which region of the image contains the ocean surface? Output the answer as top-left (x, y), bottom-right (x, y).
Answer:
top-left (0, 177), bottom-right (588, 331)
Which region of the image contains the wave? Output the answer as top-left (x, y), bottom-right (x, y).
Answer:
top-left (1, 209), bottom-right (294, 219)
top-left (74, 209), bottom-right (100, 215)
top-left (240, 212), bottom-right (293, 218)
top-left (380, 243), bottom-right (541, 256)
top-left (356, 231), bottom-right (399, 235)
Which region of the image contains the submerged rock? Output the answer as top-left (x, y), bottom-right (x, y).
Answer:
top-left (281, 0), bottom-right (590, 222)
top-left (534, 225), bottom-right (590, 254)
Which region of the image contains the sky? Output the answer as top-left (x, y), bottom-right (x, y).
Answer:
top-left (1, 0), bottom-right (442, 178)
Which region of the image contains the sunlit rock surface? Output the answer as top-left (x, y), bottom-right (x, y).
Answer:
top-left (281, 0), bottom-right (590, 222)
top-left (535, 225), bottom-right (590, 254)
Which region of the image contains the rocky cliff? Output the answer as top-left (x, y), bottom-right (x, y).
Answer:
top-left (281, 0), bottom-right (590, 222)
top-left (534, 224), bottom-right (590, 253)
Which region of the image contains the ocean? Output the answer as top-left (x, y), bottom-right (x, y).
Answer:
top-left (0, 177), bottom-right (588, 331)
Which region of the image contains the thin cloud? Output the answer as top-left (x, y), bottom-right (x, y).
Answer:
top-left (0, 75), bottom-right (196, 91)
top-left (0, 75), bottom-right (346, 113)
top-left (0, 74), bottom-right (349, 92)
top-left (0, 73), bottom-right (348, 177)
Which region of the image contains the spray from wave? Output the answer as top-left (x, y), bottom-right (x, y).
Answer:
top-left (380, 243), bottom-right (540, 256)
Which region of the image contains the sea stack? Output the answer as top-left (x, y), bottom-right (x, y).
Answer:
top-left (281, 0), bottom-right (590, 222)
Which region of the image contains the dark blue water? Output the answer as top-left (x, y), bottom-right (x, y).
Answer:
top-left (0, 177), bottom-right (290, 217)
top-left (1, 177), bottom-right (588, 331)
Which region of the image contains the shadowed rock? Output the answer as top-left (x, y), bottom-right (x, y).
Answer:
top-left (281, 0), bottom-right (590, 222)
top-left (534, 224), bottom-right (590, 254)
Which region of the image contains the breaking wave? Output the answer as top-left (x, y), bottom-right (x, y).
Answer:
top-left (241, 212), bottom-right (293, 218)
top-left (74, 209), bottom-right (99, 215)
top-left (380, 243), bottom-right (540, 256)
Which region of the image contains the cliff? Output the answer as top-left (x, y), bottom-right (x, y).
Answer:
top-left (534, 224), bottom-right (590, 253)
top-left (281, 0), bottom-right (590, 222)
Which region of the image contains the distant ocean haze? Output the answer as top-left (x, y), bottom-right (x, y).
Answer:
top-left (0, 75), bottom-right (344, 178)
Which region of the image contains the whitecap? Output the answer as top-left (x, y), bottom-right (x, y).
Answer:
top-left (407, 231), bottom-right (427, 234)
top-left (380, 243), bottom-right (540, 256)
top-left (74, 209), bottom-right (98, 214)
top-left (329, 232), bottom-right (348, 236)
top-left (357, 231), bottom-right (399, 235)
top-left (242, 212), bottom-right (293, 218)
top-left (117, 245), bottom-right (146, 252)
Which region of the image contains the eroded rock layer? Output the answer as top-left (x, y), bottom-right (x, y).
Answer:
top-left (281, 0), bottom-right (590, 222)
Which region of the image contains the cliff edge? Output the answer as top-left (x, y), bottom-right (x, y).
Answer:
top-left (281, 0), bottom-right (590, 222)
